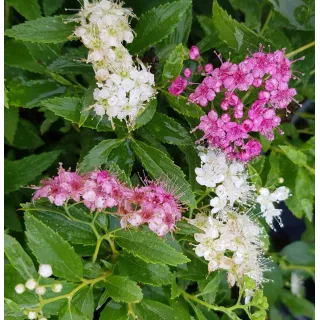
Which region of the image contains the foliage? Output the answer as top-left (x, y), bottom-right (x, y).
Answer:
top-left (4, 0), bottom-right (314, 319)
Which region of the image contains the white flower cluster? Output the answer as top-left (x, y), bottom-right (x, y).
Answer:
top-left (195, 146), bottom-right (290, 227)
top-left (195, 147), bottom-right (255, 214)
top-left (188, 212), bottom-right (269, 293)
top-left (256, 187), bottom-right (290, 227)
top-left (74, 0), bottom-right (156, 127)
top-left (14, 264), bottom-right (63, 320)
top-left (291, 272), bottom-right (304, 297)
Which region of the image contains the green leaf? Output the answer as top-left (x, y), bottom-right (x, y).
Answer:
top-left (4, 150), bottom-right (60, 194)
top-left (229, 0), bottom-right (262, 29)
top-left (187, 300), bottom-right (207, 320)
top-left (8, 118), bottom-right (44, 150)
top-left (135, 299), bottom-right (174, 319)
top-left (79, 139), bottom-right (124, 172)
top-left (4, 298), bottom-right (25, 319)
top-left (171, 272), bottom-right (182, 299)
top-left (4, 194), bottom-right (23, 232)
top-left (25, 213), bottom-right (84, 281)
top-left (4, 234), bottom-right (37, 280)
top-left (281, 241), bottom-right (315, 266)
top-left (100, 301), bottom-right (128, 320)
top-left (279, 145), bottom-right (307, 166)
top-left (42, 96), bottom-right (81, 122)
top-left (162, 44), bottom-right (185, 83)
top-left (104, 275), bottom-right (143, 303)
top-left (6, 0), bottom-right (42, 21)
top-left (163, 91), bottom-right (205, 118)
top-left (128, 0), bottom-right (192, 54)
top-left (269, 0), bottom-right (315, 31)
top-left (43, 0), bottom-right (64, 16)
top-left (145, 113), bottom-right (192, 145)
top-left (212, 0), bottom-right (272, 54)
top-left (263, 260), bottom-right (283, 305)
top-left (60, 302), bottom-right (88, 320)
top-left (115, 229), bottom-right (190, 266)
top-left (199, 273), bottom-right (224, 297)
top-left (131, 140), bottom-right (196, 207)
top-left (23, 203), bottom-right (97, 245)
top-left (117, 252), bottom-right (172, 286)
top-left (5, 15), bottom-right (76, 43)
top-left (107, 141), bottom-right (134, 176)
top-left (134, 98), bottom-right (157, 130)
top-left (72, 286), bottom-right (95, 319)
top-left (4, 40), bottom-right (45, 73)
top-left (176, 220), bottom-right (203, 235)
top-left (79, 85), bottom-right (95, 127)
top-left (108, 163), bottom-right (132, 187)
top-left (4, 107), bottom-right (19, 144)
top-left (8, 80), bottom-right (65, 108)
top-left (281, 290), bottom-right (315, 317)
top-left (247, 164), bottom-right (262, 188)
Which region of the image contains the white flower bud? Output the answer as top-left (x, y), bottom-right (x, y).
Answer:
top-left (25, 279), bottom-right (37, 290)
top-left (28, 311), bottom-right (37, 319)
top-left (36, 286), bottom-right (46, 296)
top-left (38, 264), bottom-right (53, 278)
top-left (15, 284), bottom-right (25, 294)
top-left (278, 177), bottom-right (284, 183)
top-left (52, 283), bottom-right (63, 293)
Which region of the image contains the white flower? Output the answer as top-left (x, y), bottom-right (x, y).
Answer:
top-left (28, 311), bottom-right (37, 320)
top-left (25, 279), bottom-right (37, 290)
top-left (15, 284), bottom-right (25, 294)
top-left (52, 283), bottom-right (63, 293)
top-left (38, 264), bottom-right (53, 278)
top-left (36, 286), bottom-right (46, 296)
top-left (291, 272), bottom-right (303, 297)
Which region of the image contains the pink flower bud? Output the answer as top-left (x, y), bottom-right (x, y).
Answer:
top-left (204, 64), bottom-right (213, 73)
top-left (189, 46), bottom-right (200, 60)
top-left (183, 68), bottom-right (192, 78)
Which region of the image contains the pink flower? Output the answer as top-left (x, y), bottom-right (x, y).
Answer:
top-left (189, 46), bottom-right (200, 60)
top-left (184, 68), bottom-right (192, 78)
top-left (168, 76), bottom-right (187, 96)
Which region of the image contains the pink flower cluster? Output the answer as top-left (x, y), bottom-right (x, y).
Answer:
top-left (168, 45), bottom-right (302, 161)
top-left (32, 165), bottom-right (183, 236)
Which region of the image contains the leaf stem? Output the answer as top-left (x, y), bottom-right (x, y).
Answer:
top-left (260, 10), bottom-right (273, 35)
top-left (286, 41), bottom-right (315, 58)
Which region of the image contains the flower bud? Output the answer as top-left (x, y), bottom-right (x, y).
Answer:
top-left (28, 311), bottom-right (37, 320)
top-left (189, 46), bottom-right (200, 60)
top-left (52, 283), bottom-right (63, 293)
top-left (25, 279), bottom-right (37, 290)
top-left (36, 286), bottom-right (46, 296)
top-left (38, 264), bottom-right (53, 278)
top-left (15, 284), bottom-right (25, 294)
top-left (183, 68), bottom-right (192, 78)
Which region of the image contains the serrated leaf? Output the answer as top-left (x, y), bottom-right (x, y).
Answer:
top-left (100, 301), bottom-right (128, 320)
top-left (42, 96), bottom-right (81, 122)
top-left (43, 0), bottom-right (64, 16)
top-left (115, 229), bottom-right (190, 266)
top-left (25, 213), bottom-right (84, 281)
top-left (163, 91), bottom-right (205, 118)
top-left (134, 98), bottom-right (157, 129)
top-left (145, 112), bottom-right (193, 145)
top-left (212, 0), bottom-right (272, 54)
top-left (8, 118), bottom-right (44, 150)
top-left (5, 15), bottom-right (76, 44)
top-left (6, 0), bottom-right (42, 21)
top-left (108, 163), bottom-right (132, 187)
top-left (135, 299), bottom-right (174, 319)
top-left (176, 220), bottom-right (204, 235)
top-left (162, 44), bottom-right (185, 83)
top-left (23, 203), bottom-right (96, 245)
top-left (104, 275), bottom-right (143, 303)
top-left (79, 85), bottom-right (95, 127)
top-left (4, 150), bottom-right (60, 193)
top-left (4, 234), bottom-right (37, 280)
top-left (79, 139), bottom-right (124, 172)
top-left (171, 272), bottom-right (182, 299)
top-left (279, 145), bottom-right (307, 166)
top-left (117, 252), bottom-right (171, 286)
top-left (247, 163), bottom-right (262, 188)
top-left (5, 40), bottom-right (45, 73)
top-left (60, 302), bottom-right (88, 320)
top-left (4, 107), bottom-right (19, 144)
top-left (131, 140), bottom-right (196, 207)
top-left (199, 273), bottom-right (224, 297)
top-left (8, 80), bottom-right (65, 108)
top-left (128, 0), bottom-right (192, 54)
top-left (72, 286), bottom-right (95, 319)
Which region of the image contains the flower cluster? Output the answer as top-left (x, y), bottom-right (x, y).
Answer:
top-left (188, 211), bottom-right (269, 296)
top-left (32, 165), bottom-right (183, 236)
top-left (195, 146), bottom-right (289, 228)
top-left (15, 264), bottom-right (63, 320)
top-left (169, 45), bottom-right (302, 161)
top-left (73, 0), bottom-right (156, 127)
